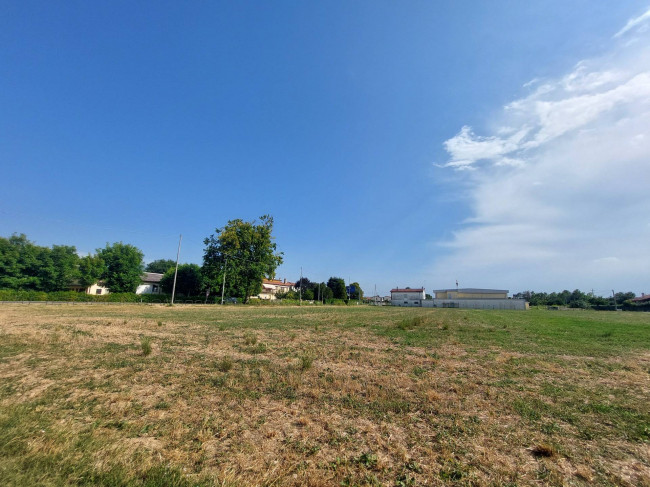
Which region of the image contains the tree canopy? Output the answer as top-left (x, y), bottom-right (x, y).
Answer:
top-left (0, 234), bottom-right (81, 291)
top-left (348, 282), bottom-right (364, 300)
top-left (160, 264), bottom-right (203, 296)
top-left (97, 242), bottom-right (144, 293)
top-left (327, 277), bottom-right (347, 300)
top-left (202, 215), bottom-right (283, 303)
top-left (78, 254), bottom-right (106, 288)
top-left (145, 259), bottom-right (176, 274)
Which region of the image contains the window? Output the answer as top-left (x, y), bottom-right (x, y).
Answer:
top-left (96, 289), bottom-right (102, 295)
top-left (152, 285), bottom-right (158, 293)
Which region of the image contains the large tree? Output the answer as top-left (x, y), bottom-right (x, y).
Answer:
top-left (0, 234), bottom-right (80, 291)
top-left (97, 242), bottom-right (144, 293)
top-left (78, 254), bottom-right (106, 288)
top-left (145, 259), bottom-right (176, 274)
top-left (160, 263), bottom-right (203, 296)
top-left (327, 277), bottom-right (347, 300)
top-left (40, 245), bottom-right (80, 291)
top-left (202, 215), bottom-right (283, 303)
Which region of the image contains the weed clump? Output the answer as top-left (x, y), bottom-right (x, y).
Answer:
top-left (396, 316), bottom-right (428, 330)
top-left (140, 337), bottom-right (152, 356)
top-left (217, 356), bottom-right (234, 372)
top-left (244, 332), bottom-right (257, 345)
top-left (157, 321), bottom-right (163, 327)
top-left (299, 354), bottom-right (314, 371)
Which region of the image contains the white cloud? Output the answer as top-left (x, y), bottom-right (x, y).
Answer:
top-left (433, 13), bottom-right (650, 293)
top-left (614, 7), bottom-right (650, 38)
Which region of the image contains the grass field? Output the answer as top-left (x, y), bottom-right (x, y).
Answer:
top-left (1, 304), bottom-right (649, 486)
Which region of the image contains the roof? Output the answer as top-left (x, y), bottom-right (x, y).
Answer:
top-left (390, 288), bottom-right (425, 293)
top-left (631, 294), bottom-right (650, 302)
top-left (262, 279), bottom-right (295, 286)
top-left (433, 288), bottom-right (509, 294)
top-left (142, 272), bottom-right (163, 283)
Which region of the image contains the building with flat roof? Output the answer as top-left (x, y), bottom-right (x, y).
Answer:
top-left (432, 288), bottom-right (509, 299)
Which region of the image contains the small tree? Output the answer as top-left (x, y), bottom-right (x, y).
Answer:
top-left (97, 242), bottom-right (144, 293)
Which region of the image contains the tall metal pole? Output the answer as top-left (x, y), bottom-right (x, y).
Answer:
top-left (220, 258), bottom-right (228, 305)
top-left (171, 234), bottom-right (182, 305)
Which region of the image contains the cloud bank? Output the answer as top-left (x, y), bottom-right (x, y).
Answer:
top-left (434, 9), bottom-right (650, 293)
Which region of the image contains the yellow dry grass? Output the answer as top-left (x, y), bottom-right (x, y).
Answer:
top-left (0, 303), bottom-right (649, 486)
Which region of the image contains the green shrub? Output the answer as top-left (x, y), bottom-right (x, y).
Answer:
top-left (216, 356), bottom-right (234, 372)
top-left (244, 332), bottom-right (257, 345)
top-left (299, 354), bottom-right (314, 371)
top-left (140, 337), bottom-right (152, 356)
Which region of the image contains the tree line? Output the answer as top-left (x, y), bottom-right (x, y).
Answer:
top-left (276, 277), bottom-right (364, 302)
top-left (0, 216), bottom-right (285, 301)
top-left (0, 234), bottom-right (145, 293)
top-left (513, 289), bottom-right (637, 308)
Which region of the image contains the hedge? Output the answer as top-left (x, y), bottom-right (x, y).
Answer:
top-left (0, 290), bottom-right (171, 303)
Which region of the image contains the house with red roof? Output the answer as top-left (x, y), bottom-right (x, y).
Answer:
top-left (390, 288), bottom-right (426, 307)
top-left (258, 278), bottom-right (296, 300)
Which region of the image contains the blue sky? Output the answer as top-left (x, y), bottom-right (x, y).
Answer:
top-left (2, 1), bottom-right (649, 296)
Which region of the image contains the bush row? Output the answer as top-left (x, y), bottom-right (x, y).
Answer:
top-left (0, 290), bottom-right (172, 303)
top-left (0, 289), bottom-right (369, 306)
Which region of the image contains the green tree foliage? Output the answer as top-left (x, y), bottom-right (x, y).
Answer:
top-left (97, 242), bottom-right (144, 293)
top-left (145, 259), bottom-right (176, 274)
top-left (202, 215), bottom-right (283, 303)
top-left (0, 234), bottom-right (81, 291)
top-left (513, 289), bottom-right (636, 307)
top-left (316, 282), bottom-right (334, 302)
top-left (54, 246), bottom-right (81, 289)
top-left (349, 282), bottom-right (363, 300)
top-left (160, 264), bottom-right (203, 296)
top-left (78, 254), bottom-right (106, 288)
top-left (327, 277), bottom-right (347, 300)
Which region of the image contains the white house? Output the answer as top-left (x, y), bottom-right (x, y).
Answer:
top-left (258, 278), bottom-right (296, 300)
top-left (136, 272), bottom-right (164, 295)
top-left (70, 273), bottom-right (164, 295)
top-left (390, 288), bottom-right (426, 307)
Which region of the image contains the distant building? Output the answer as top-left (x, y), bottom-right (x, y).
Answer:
top-left (631, 293), bottom-right (650, 303)
top-left (432, 288), bottom-right (509, 299)
top-left (367, 295), bottom-right (388, 305)
top-left (69, 281), bottom-right (110, 295)
top-left (425, 287), bottom-right (527, 310)
top-left (390, 288), bottom-right (425, 307)
top-left (136, 272), bottom-right (163, 294)
top-left (258, 278), bottom-right (295, 300)
top-left (70, 273), bottom-right (164, 295)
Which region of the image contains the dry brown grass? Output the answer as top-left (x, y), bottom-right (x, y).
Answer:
top-left (0, 303), bottom-right (649, 486)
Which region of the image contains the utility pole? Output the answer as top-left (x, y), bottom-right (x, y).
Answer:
top-left (220, 258), bottom-right (228, 305)
top-left (299, 267), bottom-right (303, 305)
top-left (171, 234), bottom-right (182, 305)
